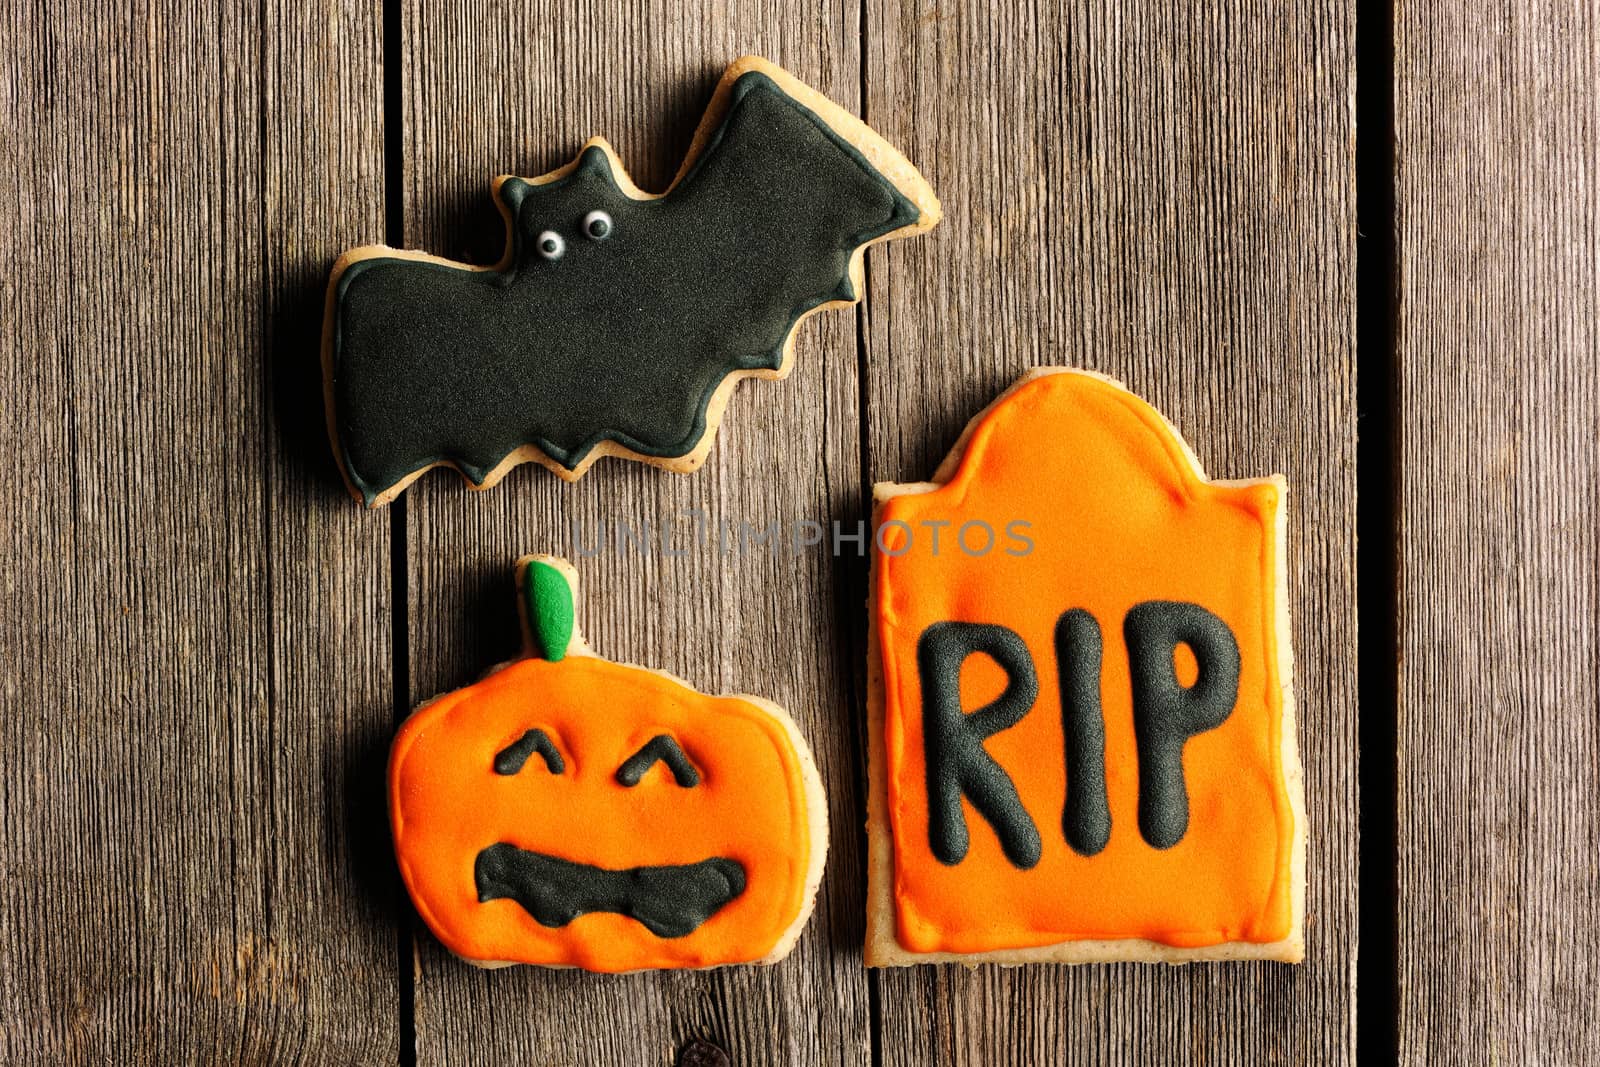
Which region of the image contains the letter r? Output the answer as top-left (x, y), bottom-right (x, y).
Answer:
top-left (916, 622), bottom-right (1043, 869)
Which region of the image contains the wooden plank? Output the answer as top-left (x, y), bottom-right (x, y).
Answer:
top-left (399, 5), bottom-right (874, 1064)
top-left (0, 2), bottom-right (396, 1061)
top-left (862, 1), bottom-right (1357, 1062)
top-left (1395, 4), bottom-right (1600, 1062)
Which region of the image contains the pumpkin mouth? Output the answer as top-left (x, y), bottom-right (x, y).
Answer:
top-left (474, 843), bottom-right (747, 938)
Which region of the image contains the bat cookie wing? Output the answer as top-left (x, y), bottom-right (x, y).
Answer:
top-left (323, 56), bottom-right (940, 507)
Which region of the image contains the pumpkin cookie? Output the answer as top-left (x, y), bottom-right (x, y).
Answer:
top-left (865, 369), bottom-right (1305, 965)
top-left (390, 556), bottom-right (827, 972)
top-left (324, 55), bottom-right (940, 506)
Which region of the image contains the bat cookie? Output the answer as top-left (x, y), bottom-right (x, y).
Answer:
top-left (324, 56), bottom-right (940, 506)
top-left (389, 556), bottom-right (827, 972)
top-left (864, 369), bottom-right (1306, 965)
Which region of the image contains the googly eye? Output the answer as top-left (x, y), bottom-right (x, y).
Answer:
top-left (536, 230), bottom-right (565, 261)
top-left (582, 210), bottom-right (613, 241)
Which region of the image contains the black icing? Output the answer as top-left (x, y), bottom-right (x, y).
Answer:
top-left (1055, 609), bottom-right (1112, 857)
top-left (493, 729), bottom-right (564, 776)
top-left (1124, 601), bottom-right (1241, 850)
top-left (615, 735), bottom-right (700, 788)
top-left (330, 71), bottom-right (921, 503)
top-left (916, 622), bottom-right (1043, 870)
top-left (475, 843), bottom-right (745, 939)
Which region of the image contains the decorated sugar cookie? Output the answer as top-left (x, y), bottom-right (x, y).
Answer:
top-left (324, 55), bottom-right (941, 506)
top-left (865, 369), bottom-right (1305, 965)
top-left (389, 556), bottom-right (827, 972)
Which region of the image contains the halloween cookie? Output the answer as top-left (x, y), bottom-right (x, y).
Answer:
top-left (324, 55), bottom-right (940, 506)
top-left (865, 369), bottom-right (1305, 965)
top-left (389, 556), bottom-right (827, 972)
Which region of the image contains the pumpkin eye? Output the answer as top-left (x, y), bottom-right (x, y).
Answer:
top-left (535, 230), bottom-right (565, 261)
top-left (582, 209), bottom-right (613, 241)
top-left (615, 735), bottom-right (700, 788)
top-left (494, 729), bottom-right (565, 775)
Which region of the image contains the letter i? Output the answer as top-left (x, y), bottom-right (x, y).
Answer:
top-left (1055, 610), bottom-right (1112, 856)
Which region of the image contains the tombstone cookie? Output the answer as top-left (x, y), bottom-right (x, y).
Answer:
top-left (323, 56), bottom-right (941, 506)
top-left (865, 369), bottom-right (1305, 964)
top-left (390, 556), bottom-right (827, 972)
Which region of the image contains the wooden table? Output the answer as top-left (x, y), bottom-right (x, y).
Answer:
top-left (3, 2), bottom-right (1595, 1063)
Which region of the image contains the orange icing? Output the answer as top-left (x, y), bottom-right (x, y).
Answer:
top-left (390, 655), bottom-right (813, 972)
top-left (875, 370), bottom-right (1294, 953)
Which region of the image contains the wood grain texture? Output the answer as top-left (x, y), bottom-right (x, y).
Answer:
top-left (862, 1), bottom-right (1357, 1063)
top-left (0, 2), bottom-right (397, 1062)
top-left (398, 3), bottom-right (875, 1064)
top-left (1395, 3), bottom-right (1600, 1063)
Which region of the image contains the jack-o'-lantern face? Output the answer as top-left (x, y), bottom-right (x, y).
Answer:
top-left (389, 557), bottom-right (826, 973)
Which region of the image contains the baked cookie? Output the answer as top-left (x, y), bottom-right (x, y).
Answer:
top-left (324, 55), bottom-right (940, 506)
top-left (390, 556), bottom-right (827, 972)
top-left (865, 369), bottom-right (1305, 965)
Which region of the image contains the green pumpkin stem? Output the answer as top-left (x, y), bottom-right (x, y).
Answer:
top-left (522, 560), bottom-right (575, 662)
